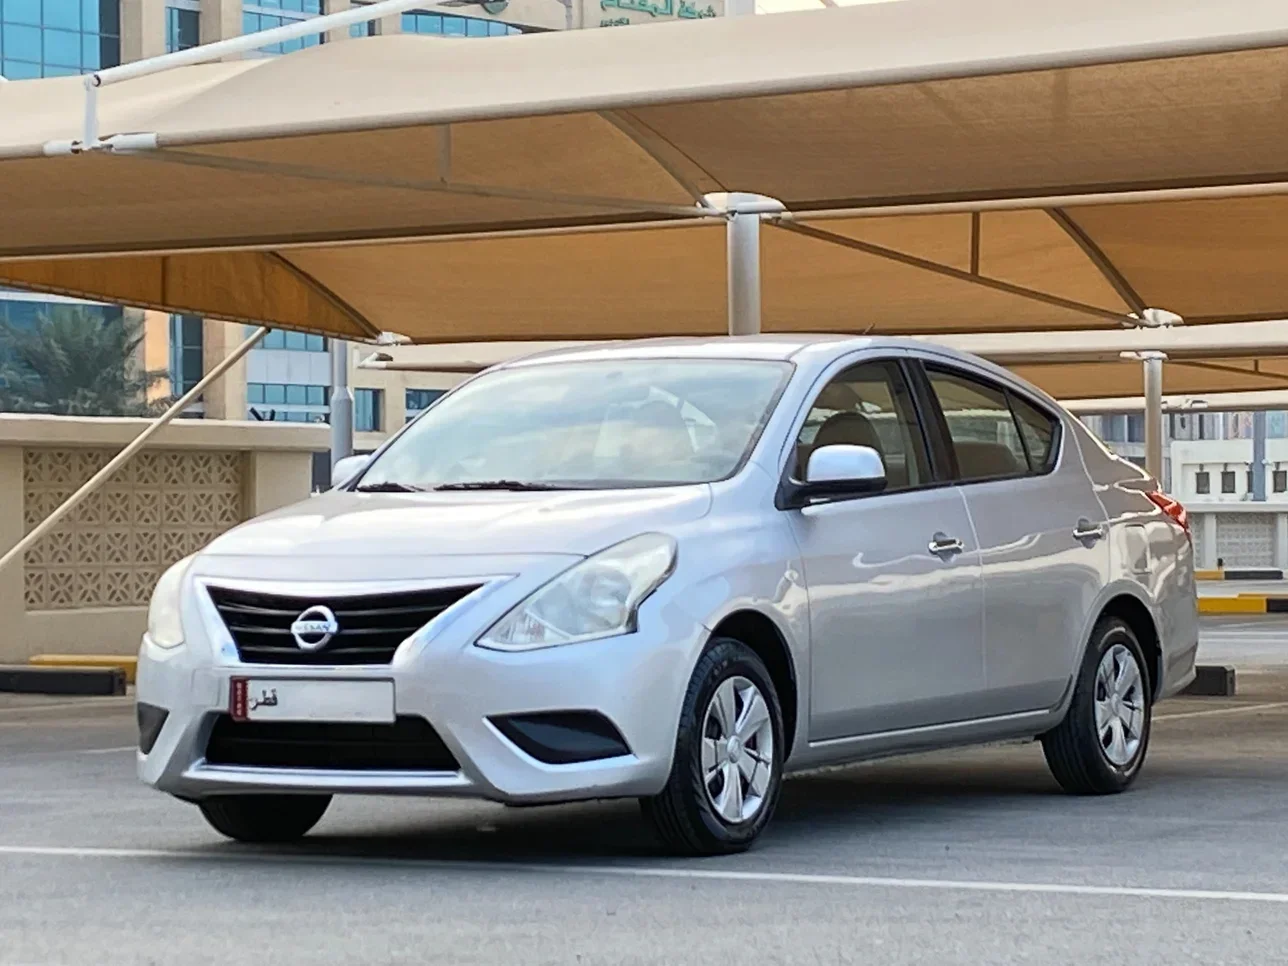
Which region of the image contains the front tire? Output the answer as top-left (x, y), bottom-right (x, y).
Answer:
top-left (198, 794), bottom-right (332, 843)
top-left (641, 638), bottom-right (785, 856)
top-left (1042, 617), bottom-right (1152, 794)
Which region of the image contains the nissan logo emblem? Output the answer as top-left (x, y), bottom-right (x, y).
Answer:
top-left (290, 605), bottom-right (339, 651)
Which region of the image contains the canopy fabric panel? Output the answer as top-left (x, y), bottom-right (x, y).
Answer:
top-left (4, 0), bottom-right (1288, 338)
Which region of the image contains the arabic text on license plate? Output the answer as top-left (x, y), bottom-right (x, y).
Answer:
top-left (229, 678), bottom-right (395, 724)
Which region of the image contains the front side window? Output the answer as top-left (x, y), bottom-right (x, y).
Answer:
top-left (925, 366), bottom-right (1058, 482)
top-left (791, 360), bottom-right (929, 491)
top-left (358, 359), bottom-right (791, 490)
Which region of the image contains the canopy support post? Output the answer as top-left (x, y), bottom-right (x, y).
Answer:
top-left (1141, 351), bottom-right (1166, 486)
top-left (0, 325), bottom-right (268, 577)
top-left (727, 194), bottom-right (761, 335)
top-left (330, 340), bottom-right (354, 479)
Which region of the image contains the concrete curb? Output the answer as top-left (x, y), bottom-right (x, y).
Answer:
top-left (1196, 568), bottom-right (1285, 581)
top-left (28, 654), bottom-right (137, 684)
top-left (1199, 595), bottom-right (1288, 614)
top-left (0, 665), bottom-right (126, 696)
top-left (1183, 665), bottom-right (1237, 697)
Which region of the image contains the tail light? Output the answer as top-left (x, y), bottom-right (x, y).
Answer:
top-left (1147, 490), bottom-right (1190, 538)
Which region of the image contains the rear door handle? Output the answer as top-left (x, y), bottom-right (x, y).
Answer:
top-left (928, 533), bottom-right (965, 557)
top-left (1073, 519), bottom-right (1107, 542)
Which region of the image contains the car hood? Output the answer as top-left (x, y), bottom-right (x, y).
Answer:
top-left (201, 485), bottom-right (713, 560)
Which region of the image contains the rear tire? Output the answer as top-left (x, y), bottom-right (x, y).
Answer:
top-left (1042, 617), bottom-right (1152, 795)
top-left (641, 638), bottom-right (784, 856)
top-left (199, 794), bottom-right (332, 843)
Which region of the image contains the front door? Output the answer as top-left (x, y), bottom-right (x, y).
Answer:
top-left (784, 358), bottom-right (986, 742)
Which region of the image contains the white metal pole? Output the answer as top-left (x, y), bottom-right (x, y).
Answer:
top-left (726, 193), bottom-right (762, 336)
top-left (0, 326), bottom-right (269, 577)
top-left (1142, 352), bottom-right (1165, 484)
top-left (330, 340), bottom-right (354, 477)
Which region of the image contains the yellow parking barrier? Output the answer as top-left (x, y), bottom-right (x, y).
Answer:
top-left (29, 654), bottom-right (137, 685)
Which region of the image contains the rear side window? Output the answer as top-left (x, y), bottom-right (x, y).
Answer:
top-left (924, 366), bottom-right (1060, 481)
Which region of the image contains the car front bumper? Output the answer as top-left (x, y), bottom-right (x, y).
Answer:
top-left (136, 561), bottom-right (706, 805)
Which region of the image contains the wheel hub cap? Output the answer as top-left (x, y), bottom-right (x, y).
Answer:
top-left (701, 676), bottom-right (775, 824)
top-left (1093, 643), bottom-right (1145, 768)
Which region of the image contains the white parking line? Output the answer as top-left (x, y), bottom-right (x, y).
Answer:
top-left (1155, 702), bottom-right (1288, 722)
top-left (77, 746), bottom-right (138, 755)
top-left (0, 844), bottom-right (1286, 905)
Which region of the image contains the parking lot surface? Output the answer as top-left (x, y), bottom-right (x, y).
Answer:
top-left (3, 621), bottom-right (1288, 966)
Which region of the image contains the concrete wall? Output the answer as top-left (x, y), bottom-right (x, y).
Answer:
top-left (0, 415), bottom-right (326, 663)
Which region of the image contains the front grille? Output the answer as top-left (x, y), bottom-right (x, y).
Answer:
top-left (206, 584), bottom-right (480, 665)
top-left (205, 715), bottom-right (460, 772)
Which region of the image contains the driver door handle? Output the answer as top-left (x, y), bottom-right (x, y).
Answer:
top-left (928, 533), bottom-right (965, 557)
top-left (1073, 519), bottom-right (1107, 543)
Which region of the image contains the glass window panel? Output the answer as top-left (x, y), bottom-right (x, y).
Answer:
top-left (303, 0), bottom-right (321, 11)
top-left (925, 367), bottom-right (1029, 482)
top-left (443, 15), bottom-right (465, 34)
top-left (243, 11), bottom-right (260, 33)
top-left (282, 0), bottom-right (303, 10)
top-left (41, 28), bottom-right (82, 68)
top-left (400, 11), bottom-right (414, 29)
top-left (281, 34), bottom-right (303, 52)
top-left (3, 24), bottom-right (42, 62)
top-left (247, 383), bottom-right (265, 404)
top-left (82, 0), bottom-right (101, 32)
top-left (264, 384), bottom-right (286, 404)
top-left (283, 330), bottom-right (307, 350)
top-left (305, 334), bottom-right (324, 351)
top-left (2, 59), bottom-right (41, 78)
top-left (355, 388), bottom-right (382, 432)
top-left (1195, 471), bottom-right (1210, 494)
top-left (306, 385), bottom-right (325, 405)
top-left (3, 0), bottom-right (42, 25)
top-left (1007, 393), bottom-right (1058, 473)
top-left (98, 0), bottom-right (119, 33)
top-left (285, 384), bottom-right (307, 404)
top-left (466, 18), bottom-right (487, 35)
top-left (487, 20), bottom-right (505, 34)
top-left (1275, 470), bottom-right (1286, 493)
top-left (44, 0), bottom-right (81, 30)
top-left (43, 63), bottom-right (79, 76)
top-left (1221, 470), bottom-right (1236, 493)
top-left (261, 329), bottom-right (284, 349)
top-left (82, 33), bottom-right (100, 68)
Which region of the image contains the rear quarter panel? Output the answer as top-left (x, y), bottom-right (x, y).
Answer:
top-left (1071, 419), bottom-right (1198, 697)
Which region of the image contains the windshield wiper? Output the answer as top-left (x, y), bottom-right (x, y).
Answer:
top-left (433, 480), bottom-right (567, 491)
top-left (353, 481), bottom-right (428, 493)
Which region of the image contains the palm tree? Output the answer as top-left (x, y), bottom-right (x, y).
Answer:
top-left (0, 305), bottom-right (170, 416)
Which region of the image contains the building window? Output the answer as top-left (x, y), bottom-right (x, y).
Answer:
top-left (168, 314), bottom-right (204, 397)
top-left (0, 0), bottom-right (120, 78)
top-left (165, 5), bottom-right (198, 51)
top-left (355, 388), bottom-right (382, 432)
top-left (1195, 470), bottom-right (1210, 495)
top-left (1221, 470), bottom-right (1236, 494)
top-left (1248, 470), bottom-right (1256, 494)
top-left (243, 0), bottom-right (323, 54)
top-left (1125, 413), bottom-right (1145, 444)
top-left (401, 10), bottom-right (525, 35)
top-left (1274, 469), bottom-right (1287, 493)
top-left (247, 382), bottom-right (329, 421)
top-left (405, 387), bottom-right (445, 422)
top-left (253, 328), bottom-right (327, 351)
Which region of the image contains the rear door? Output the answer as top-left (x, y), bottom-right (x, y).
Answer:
top-left (916, 359), bottom-right (1109, 715)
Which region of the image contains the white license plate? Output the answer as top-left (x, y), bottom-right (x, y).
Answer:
top-left (230, 678), bottom-right (395, 724)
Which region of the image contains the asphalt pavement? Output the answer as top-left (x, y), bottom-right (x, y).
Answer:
top-left (3, 621), bottom-right (1288, 966)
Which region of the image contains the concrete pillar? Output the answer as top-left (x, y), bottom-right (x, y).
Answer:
top-left (246, 450), bottom-right (316, 516)
top-left (1252, 410), bottom-right (1268, 502)
top-left (120, 0), bottom-right (168, 62)
top-left (200, 0), bottom-right (241, 52)
top-left (324, 0), bottom-right (354, 42)
top-left (200, 321), bottom-right (249, 420)
top-left (0, 446), bottom-right (26, 660)
top-left (1200, 510), bottom-right (1219, 570)
top-left (1276, 513), bottom-right (1288, 571)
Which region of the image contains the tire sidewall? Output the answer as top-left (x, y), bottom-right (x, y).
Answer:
top-left (679, 640), bottom-right (785, 850)
top-left (1078, 619), bottom-right (1152, 787)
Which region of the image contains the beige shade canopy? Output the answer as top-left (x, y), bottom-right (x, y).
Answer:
top-left (4, 0), bottom-right (1288, 341)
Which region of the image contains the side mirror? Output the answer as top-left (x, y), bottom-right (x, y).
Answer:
top-left (332, 454), bottom-right (371, 488)
top-left (779, 444), bottom-right (887, 508)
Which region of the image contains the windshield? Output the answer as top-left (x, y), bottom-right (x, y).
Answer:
top-left (356, 358), bottom-right (792, 490)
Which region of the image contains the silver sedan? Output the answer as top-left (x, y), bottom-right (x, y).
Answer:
top-left (135, 336), bottom-right (1198, 854)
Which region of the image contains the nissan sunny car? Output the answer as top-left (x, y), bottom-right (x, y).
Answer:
top-left (136, 336), bottom-right (1198, 855)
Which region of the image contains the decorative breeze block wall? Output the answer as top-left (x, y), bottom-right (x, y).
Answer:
top-left (23, 449), bottom-right (245, 610)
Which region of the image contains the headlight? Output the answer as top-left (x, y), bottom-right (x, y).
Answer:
top-left (477, 533), bottom-right (676, 651)
top-left (146, 555), bottom-right (194, 649)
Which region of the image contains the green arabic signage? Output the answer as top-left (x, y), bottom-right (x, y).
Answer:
top-left (600, 0), bottom-right (719, 19)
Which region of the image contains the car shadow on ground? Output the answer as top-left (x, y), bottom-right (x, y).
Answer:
top-left (233, 746), bottom-right (1067, 864)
